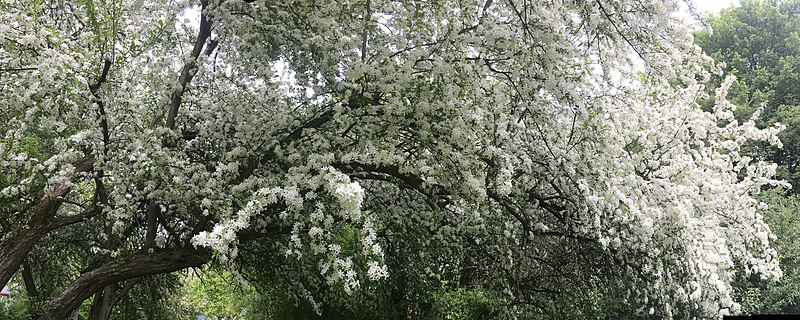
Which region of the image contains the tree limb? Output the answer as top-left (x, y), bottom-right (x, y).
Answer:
top-left (39, 247), bottom-right (211, 320)
top-left (162, 0), bottom-right (216, 130)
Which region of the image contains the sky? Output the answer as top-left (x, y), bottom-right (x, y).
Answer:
top-left (695, 0), bottom-right (740, 14)
top-left (679, 0), bottom-right (741, 29)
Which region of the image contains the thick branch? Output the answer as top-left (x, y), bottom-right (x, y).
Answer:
top-left (0, 156), bottom-right (97, 288)
top-left (0, 67), bottom-right (38, 72)
top-left (39, 247), bottom-right (211, 320)
top-left (146, 0), bottom-right (218, 248)
top-left (88, 59), bottom-right (112, 94)
top-left (90, 59), bottom-right (113, 158)
top-left (360, 0), bottom-right (370, 62)
top-left (0, 188), bottom-right (67, 288)
top-left (87, 283), bottom-right (116, 320)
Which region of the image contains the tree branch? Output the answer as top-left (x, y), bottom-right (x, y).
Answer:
top-left (161, 0), bottom-right (216, 130)
top-left (45, 207), bottom-right (102, 230)
top-left (0, 67), bottom-right (38, 73)
top-left (39, 247), bottom-right (211, 320)
top-left (0, 155), bottom-right (97, 288)
top-left (332, 161), bottom-right (452, 207)
top-left (89, 59), bottom-right (112, 94)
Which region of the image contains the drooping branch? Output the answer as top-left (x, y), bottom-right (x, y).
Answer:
top-left (45, 207), bottom-right (102, 230)
top-left (231, 91), bottom-right (385, 186)
top-left (233, 108), bottom-right (336, 185)
top-left (38, 247), bottom-right (211, 320)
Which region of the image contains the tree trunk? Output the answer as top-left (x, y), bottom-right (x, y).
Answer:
top-left (85, 279), bottom-right (140, 320)
top-left (22, 259), bottom-right (41, 318)
top-left (87, 284), bottom-right (116, 320)
top-left (38, 247), bottom-right (211, 320)
top-left (144, 199), bottom-right (159, 250)
top-left (21, 259), bottom-right (39, 298)
top-left (0, 187), bottom-right (66, 288)
top-left (0, 156), bottom-right (95, 289)
top-left (88, 219), bottom-right (119, 320)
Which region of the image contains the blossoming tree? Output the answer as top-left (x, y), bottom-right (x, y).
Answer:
top-left (0, 0), bottom-right (786, 318)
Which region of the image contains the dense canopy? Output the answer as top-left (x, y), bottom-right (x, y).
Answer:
top-left (0, 0), bottom-right (789, 318)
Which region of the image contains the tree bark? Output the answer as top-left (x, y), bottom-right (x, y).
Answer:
top-left (87, 211), bottom-right (122, 320)
top-left (0, 156), bottom-right (96, 289)
top-left (21, 259), bottom-right (41, 317)
top-left (21, 259), bottom-right (39, 298)
top-left (0, 186), bottom-right (67, 288)
top-left (144, 199), bottom-right (159, 250)
top-left (0, 205), bottom-right (100, 290)
top-left (87, 283), bottom-right (116, 320)
top-left (161, 0), bottom-right (214, 130)
top-left (38, 246), bottom-right (211, 320)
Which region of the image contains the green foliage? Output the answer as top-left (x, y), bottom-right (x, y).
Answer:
top-left (0, 295), bottom-right (30, 320)
top-left (695, 0), bottom-right (799, 110)
top-left (78, 0), bottom-right (124, 54)
top-left (430, 288), bottom-right (501, 320)
top-left (184, 267), bottom-right (294, 320)
top-left (109, 274), bottom-right (190, 320)
top-left (235, 283), bottom-right (296, 320)
top-left (187, 269), bottom-right (243, 319)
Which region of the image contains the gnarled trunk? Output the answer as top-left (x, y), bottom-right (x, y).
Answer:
top-left (0, 156), bottom-right (96, 289)
top-left (0, 187), bottom-right (68, 288)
